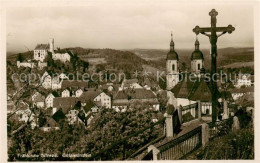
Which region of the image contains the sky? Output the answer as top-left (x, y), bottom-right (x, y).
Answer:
top-left (6, 0), bottom-right (254, 53)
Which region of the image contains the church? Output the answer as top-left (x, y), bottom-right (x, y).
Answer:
top-left (166, 33), bottom-right (213, 117)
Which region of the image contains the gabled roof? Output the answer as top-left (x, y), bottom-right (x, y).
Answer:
top-left (52, 109), bottom-right (66, 122)
top-left (61, 80), bottom-right (88, 90)
top-left (114, 88), bottom-right (157, 100)
top-left (53, 97), bottom-right (79, 114)
top-left (84, 100), bottom-right (96, 113)
top-left (189, 79), bottom-right (212, 102)
top-left (171, 75), bottom-right (213, 102)
top-left (43, 117), bottom-right (60, 127)
top-left (32, 92), bottom-right (45, 102)
top-left (171, 76), bottom-right (195, 98)
top-left (35, 44), bottom-right (50, 50)
top-left (79, 91), bottom-right (102, 102)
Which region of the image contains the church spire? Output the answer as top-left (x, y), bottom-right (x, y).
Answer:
top-left (195, 36), bottom-right (200, 50)
top-left (170, 31), bottom-right (174, 51)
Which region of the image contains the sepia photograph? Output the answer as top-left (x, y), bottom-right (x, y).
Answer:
top-left (1, 0), bottom-right (258, 161)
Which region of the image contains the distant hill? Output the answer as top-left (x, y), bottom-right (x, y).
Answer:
top-left (128, 47), bottom-right (254, 70)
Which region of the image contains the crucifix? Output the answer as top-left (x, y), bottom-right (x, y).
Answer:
top-left (193, 9), bottom-right (235, 125)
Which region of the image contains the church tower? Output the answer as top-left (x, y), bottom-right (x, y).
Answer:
top-left (166, 32), bottom-right (179, 91)
top-left (191, 38), bottom-right (204, 75)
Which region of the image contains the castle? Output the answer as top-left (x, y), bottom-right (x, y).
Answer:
top-left (34, 38), bottom-right (71, 62)
top-left (166, 33), bottom-right (213, 117)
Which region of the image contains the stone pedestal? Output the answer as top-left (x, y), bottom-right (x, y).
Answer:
top-left (165, 115), bottom-right (173, 137)
top-left (222, 100), bottom-right (229, 120)
top-left (201, 123), bottom-right (209, 147)
top-left (232, 116), bottom-right (240, 131)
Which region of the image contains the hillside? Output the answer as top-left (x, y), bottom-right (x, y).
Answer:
top-left (128, 47), bottom-right (254, 70)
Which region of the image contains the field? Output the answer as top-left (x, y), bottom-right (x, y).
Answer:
top-left (80, 57), bottom-right (107, 65)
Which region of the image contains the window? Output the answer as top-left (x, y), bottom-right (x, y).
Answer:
top-left (198, 64), bottom-right (201, 70)
top-left (172, 64), bottom-right (175, 71)
top-left (38, 53), bottom-right (40, 57)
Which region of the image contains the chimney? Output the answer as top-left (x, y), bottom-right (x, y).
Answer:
top-left (49, 38), bottom-right (54, 53)
top-left (165, 115), bottom-right (173, 137)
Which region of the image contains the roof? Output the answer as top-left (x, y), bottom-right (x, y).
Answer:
top-left (84, 100), bottom-right (96, 113)
top-left (114, 88), bottom-right (157, 100)
top-left (191, 39), bottom-right (204, 60)
top-left (166, 51), bottom-right (179, 60)
top-left (53, 97), bottom-right (79, 114)
top-left (122, 79), bottom-right (139, 87)
top-left (189, 79), bottom-right (212, 102)
top-left (43, 117), bottom-right (60, 127)
top-left (79, 91), bottom-right (102, 102)
top-left (113, 99), bottom-right (159, 106)
top-left (191, 50), bottom-right (204, 60)
top-left (171, 75), bottom-right (213, 102)
top-left (52, 109), bottom-right (66, 122)
top-left (171, 76), bottom-right (195, 98)
top-left (229, 86), bottom-right (254, 93)
top-left (32, 93), bottom-right (45, 102)
top-left (35, 44), bottom-right (50, 50)
top-left (61, 80), bottom-right (88, 89)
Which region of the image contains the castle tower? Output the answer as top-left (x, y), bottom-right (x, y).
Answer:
top-left (166, 32), bottom-right (179, 91)
top-left (191, 38), bottom-right (204, 74)
top-left (49, 38), bottom-right (54, 53)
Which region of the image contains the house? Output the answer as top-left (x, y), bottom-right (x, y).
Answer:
top-left (34, 44), bottom-right (50, 62)
top-left (15, 102), bottom-right (37, 129)
top-left (61, 80), bottom-right (89, 91)
top-left (41, 71), bottom-right (52, 89)
top-left (75, 88), bottom-right (83, 97)
top-left (235, 74), bottom-right (252, 88)
top-left (45, 92), bottom-right (59, 108)
top-left (61, 89), bottom-right (70, 97)
top-left (41, 117), bottom-right (60, 132)
top-left (53, 97), bottom-right (79, 115)
top-left (37, 61), bottom-right (47, 70)
top-left (52, 52), bottom-right (71, 62)
top-left (230, 86), bottom-right (254, 100)
top-left (120, 79), bottom-right (143, 90)
top-left (112, 88), bottom-right (160, 112)
top-left (17, 61), bottom-right (35, 68)
top-left (31, 91), bottom-right (45, 108)
top-left (79, 91), bottom-right (111, 108)
top-left (51, 76), bottom-right (62, 90)
top-left (59, 73), bottom-right (69, 80)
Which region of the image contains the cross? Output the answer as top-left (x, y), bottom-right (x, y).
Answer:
top-left (192, 9), bottom-right (235, 125)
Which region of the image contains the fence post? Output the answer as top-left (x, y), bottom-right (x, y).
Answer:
top-left (166, 115), bottom-right (173, 137)
top-left (148, 145), bottom-right (160, 160)
top-left (197, 100), bottom-right (201, 119)
top-left (201, 123), bottom-right (209, 147)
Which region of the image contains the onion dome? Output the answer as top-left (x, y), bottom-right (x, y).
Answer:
top-left (166, 32), bottom-right (179, 60)
top-left (191, 39), bottom-right (204, 60)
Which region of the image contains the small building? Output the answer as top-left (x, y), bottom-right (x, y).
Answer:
top-left (235, 74), bottom-right (252, 88)
top-left (61, 89), bottom-right (70, 97)
top-left (75, 88), bottom-right (83, 97)
top-left (79, 91), bottom-right (111, 109)
top-left (34, 44), bottom-right (50, 62)
top-left (31, 91), bottom-right (45, 108)
top-left (52, 52), bottom-right (71, 62)
top-left (112, 88), bottom-right (160, 112)
top-left (41, 117), bottom-right (60, 132)
top-left (41, 71), bottom-right (52, 89)
top-left (120, 79), bottom-right (143, 90)
top-left (45, 92), bottom-right (59, 108)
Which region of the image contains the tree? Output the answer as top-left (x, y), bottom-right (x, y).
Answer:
top-left (18, 53), bottom-right (24, 62)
